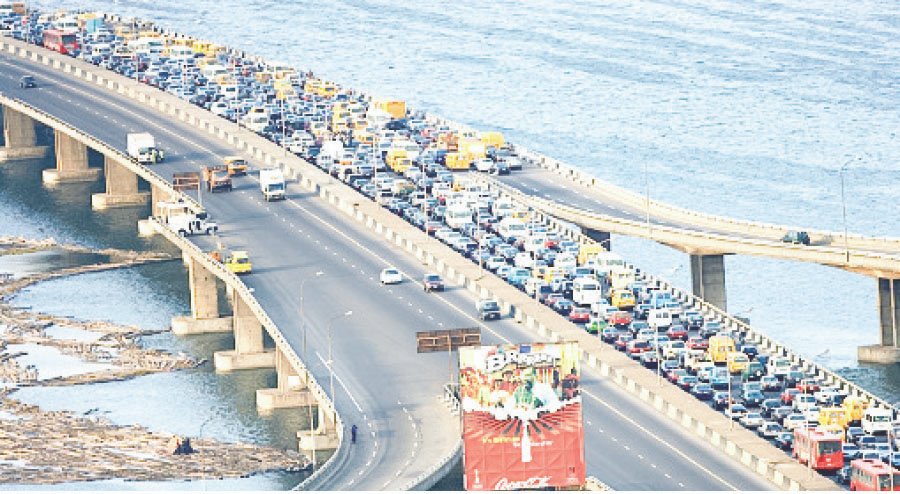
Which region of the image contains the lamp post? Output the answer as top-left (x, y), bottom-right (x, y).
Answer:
top-left (839, 158), bottom-right (858, 265)
top-left (644, 160), bottom-right (651, 239)
top-left (327, 310), bottom-right (353, 404)
top-left (299, 271), bottom-right (325, 358)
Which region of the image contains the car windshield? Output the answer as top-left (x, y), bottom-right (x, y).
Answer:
top-left (425, 275), bottom-right (441, 281)
top-left (482, 301), bottom-right (499, 310)
top-left (385, 270), bottom-right (398, 275)
top-left (817, 440), bottom-right (841, 455)
top-left (879, 475), bottom-right (900, 490)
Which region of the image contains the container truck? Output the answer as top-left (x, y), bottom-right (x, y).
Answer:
top-left (259, 168), bottom-right (285, 201)
top-left (127, 132), bottom-right (165, 165)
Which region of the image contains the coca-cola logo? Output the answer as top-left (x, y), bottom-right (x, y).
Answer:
top-left (493, 476), bottom-right (552, 490)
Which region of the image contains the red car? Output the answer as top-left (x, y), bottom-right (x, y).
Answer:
top-left (614, 334), bottom-right (633, 351)
top-left (781, 387), bottom-right (801, 405)
top-left (667, 368), bottom-right (688, 384)
top-left (568, 307), bottom-right (591, 324)
top-left (797, 378), bottom-right (821, 394)
top-left (626, 339), bottom-right (651, 358)
top-left (608, 310), bottom-right (633, 327)
top-left (686, 336), bottom-right (709, 350)
top-left (666, 325), bottom-right (688, 341)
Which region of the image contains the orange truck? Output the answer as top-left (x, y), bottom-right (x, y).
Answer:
top-left (202, 165), bottom-right (232, 192)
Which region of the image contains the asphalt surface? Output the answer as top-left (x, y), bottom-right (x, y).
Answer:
top-left (0, 52), bottom-right (775, 490)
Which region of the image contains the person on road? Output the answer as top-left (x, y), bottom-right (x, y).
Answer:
top-left (351, 424), bottom-right (358, 444)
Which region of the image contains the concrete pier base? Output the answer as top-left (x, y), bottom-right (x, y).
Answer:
top-left (256, 389), bottom-right (316, 412)
top-left (0, 146), bottom-right (48, 161)
top-left (213, 349), bottom-right (275, 371)
top-left (298, 431), bottom-right (339, 452)
top-left (171, 315), bottom-right (232, 335)
top-left (137, 219), bottom-right (156, 236)
top-left (91, 192), bottom-right (150, 209)
top-left (42, 168), bottom-right (100, 184)
top-left (858, 345), bottom-right (900, 364)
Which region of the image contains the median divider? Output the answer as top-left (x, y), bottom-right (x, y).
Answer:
top-left (1, 35), bottom-right (843, 490)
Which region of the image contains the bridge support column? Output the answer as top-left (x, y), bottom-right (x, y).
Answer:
top-left (213, 293), bottom-right (275, 371)
top-left (91, 156), bottom-right (149, 209)
top-left (298, 406), bottom-right (340, 452)
top-left (0, 106), bottom-right (47, 161)
top-left (42, 131), bottom-right (100, 183)
top-left (256, 347), bottom-right (315, 412)
top-left (859, 278), bottom-right (900, 363)
top-left (690, 254), bottom-right (727, 311)
top-left (172, 256), bottom-right (232, 335)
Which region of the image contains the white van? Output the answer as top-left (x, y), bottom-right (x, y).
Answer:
top-left (648, 309), bottom-right (672, 331)
top-left (572, 277), bottom-right (603, 307)
top-left (862, 407), bottom-right (893, 435)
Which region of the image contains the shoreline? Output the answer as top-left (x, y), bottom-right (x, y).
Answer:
top-left (0, 237), bottom-right (311, 485)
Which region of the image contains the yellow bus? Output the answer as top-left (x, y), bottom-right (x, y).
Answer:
top-left (709, 335), bottom-right (736, 364)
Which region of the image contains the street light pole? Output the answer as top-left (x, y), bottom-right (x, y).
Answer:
top-left (327, 310), bottom-right (353, 404)
top-left (644, 161), bottom-right (651, 239)
top-left (300, 271), bottom-right (325, 358)
top-left (839, 158), bottom-right (855, 265)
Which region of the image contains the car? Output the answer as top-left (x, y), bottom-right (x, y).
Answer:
top-left (666, 323), bottom-right (688, 341)
top-left (781, 388), bottom-right (801, 405)
top-left (626, 339), bottom-right (651, 358)
top-left (224, 250), bottom-right (252, 274)
top-left (476, 299), bottom-right (502, 320)
top-left (782, 230), bottom-right (810, 245)
top-left (784, 370), bottom-right (806, 388)
top-left (600, 326), bottom-right (620, 342)
top-left (783, 414), bottom-right (808, 430)
top-left (569, 307), bottom-right (591, 324)
top-left (741, 361), bottom-right (765, 381)
top-left (836, 465), bottom-right (851, 486)
top-left (858, 435), bottom-right (881, 450)
top-left (676, 375), bottom-right (699, 392)
top-left (760, 376), bottom-right (781, 392)
top-left (758, 421), bottom-right (783, 438)
top-left (740, 412), bottom-right (764, 429)
top-left (726, 404), bottom-right (749, 420)
top-left (846, 426), bottom-right (866, 444)
top-left (743, 390), bottom-right (766, 408)
top-left (553, 298), bottom-right (575, 316)
top-left (640, 350), bottom-right (659, 368)
top-left (614, 334), bottom-right (634, 351)
top-left (667, 368), bottom-right (688, 384)
top-left (712, 391), bottom-right (734, 411)
top-left (842, 443), bottom-right (861, 460)
top-left (871, 443), bottom-right (893, 462)
top-left (608, 310), bottom-right (633, 327)
top-left (739, 344), bottom-right (759, 360)
top-left (686, 336), bottom-right (709, 351)
top-left (380, 267), bottom-right (403, 285)
top-left (774, 431), bottom-right (794, 450)
top-left (660, 359), bottom-right (680, 374)
top-left (422, 273), bottom-right (445, 292)
top-left (683, 310), bottom-right (704, 329)
top-left (797, 378), bottom-right (821, 393)
top-left (760, 398), bottom-right (783, 417)
top-left (771, 406), bottom-right (794, 424)
top-left (19, 75), bottom-right (36, 88)
top-left (691, 383), bottom-right (714, 400)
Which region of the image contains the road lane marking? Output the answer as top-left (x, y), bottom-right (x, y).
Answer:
top-left (315, 351), bottom-right (363, 413)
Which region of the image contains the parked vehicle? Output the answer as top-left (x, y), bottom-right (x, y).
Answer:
top-left (127, 132), bottom-right (165, 164)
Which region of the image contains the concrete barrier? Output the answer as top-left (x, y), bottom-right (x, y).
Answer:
top-left (0, 35), bottom-right (840, 490)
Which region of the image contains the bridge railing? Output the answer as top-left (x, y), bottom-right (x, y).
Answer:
top-left (397, 384), bottom-right (463, 491)
top-left (476, 177), bottom-right (899, 421)
top-left (0, 95), bottom-right (202, 214)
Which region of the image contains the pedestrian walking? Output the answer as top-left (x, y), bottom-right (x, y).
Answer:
top-left (351, 424), bottom-right (358, 444)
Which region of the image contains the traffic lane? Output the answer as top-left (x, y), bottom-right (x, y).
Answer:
top-left (5, 50), bottom-right (772, 486)
top-left (189, 188), bottom-right (458, 488)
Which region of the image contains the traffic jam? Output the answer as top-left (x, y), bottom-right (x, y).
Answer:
top-left (5, 8), bottom-right (900, 490)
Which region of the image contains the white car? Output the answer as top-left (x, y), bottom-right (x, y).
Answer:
top-left (783, 414), bottom-right (808, 430)
top-left (474, 158), bottom-right (495, 173)
top-left (739, 412), bottom-right (764, 429)
top-left (380, 268), bottom-right (403, 285)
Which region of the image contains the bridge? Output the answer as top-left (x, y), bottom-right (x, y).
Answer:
top-left (424, 126), bottom-right (900, 364)
top-left (0, 33), bottom-right (846, 490)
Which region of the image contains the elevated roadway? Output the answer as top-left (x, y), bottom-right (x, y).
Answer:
top-left (0, 50), bottom-right (776, 490)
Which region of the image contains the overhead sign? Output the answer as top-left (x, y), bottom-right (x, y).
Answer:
top-left (459, 342), bottom-right (585, 490)
top-left (172, 171), bottom-right (201, 191)
top-left (415, 328), bottom-right (481, 353)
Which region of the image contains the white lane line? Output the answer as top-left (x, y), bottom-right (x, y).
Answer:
top-left (315, 351), bottom-right (363, 413)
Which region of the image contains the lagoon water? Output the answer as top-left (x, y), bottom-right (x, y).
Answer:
top-left (4, 0), bottom-right (900, 486)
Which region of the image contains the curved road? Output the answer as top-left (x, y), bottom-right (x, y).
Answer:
top-left (0, 50), bottom-right (774, 490)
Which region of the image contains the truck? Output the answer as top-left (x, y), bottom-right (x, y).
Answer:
top-left (157, 202), bottom-right (218, 236)
top-left (223, 156), bottom-right (249, 176)
top-left (127, 132), bottom-right (164, 165)
top-left (202, 165), bottom-right (233, 192)
top-left (259, 168), bottom-right (286, 201)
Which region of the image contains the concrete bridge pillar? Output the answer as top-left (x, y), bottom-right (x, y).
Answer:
top-left (213, 292), bottom-right (275, 371)
top-left (42, 131), bottom-right (100, 183)
top-left (91, 156), bottom-right (150, 209)
top-left (255, 347), bottom-right (315, 412)
top-left (0, 106), bottom-right (47, 161)
top-left (171, 256), bottom-right (232, 335)
top-left (150, 184), bottom-right (173, 217)
top-left (298, 404), bottom-right (340, 453)
top-left (859, 278), bottom-right (900, 363)
top-left (690, 254), bottom-right (727, 311)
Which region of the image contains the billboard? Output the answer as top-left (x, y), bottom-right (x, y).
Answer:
top-left (459, 342), bottom-right (585, 491)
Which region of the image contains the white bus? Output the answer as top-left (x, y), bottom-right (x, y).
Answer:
top-left (572, 277), bottom-right (603, 307)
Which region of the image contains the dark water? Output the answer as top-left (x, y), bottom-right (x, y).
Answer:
top-left (0, 156), bottom-right (310, 489)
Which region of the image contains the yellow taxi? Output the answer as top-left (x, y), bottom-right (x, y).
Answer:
top-left (225, 251), bottom-right (252, 275)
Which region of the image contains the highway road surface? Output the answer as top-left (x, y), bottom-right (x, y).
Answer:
top-left (0, 51), bottom-right (774, 490)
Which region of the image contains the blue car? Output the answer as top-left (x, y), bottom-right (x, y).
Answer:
top-left (691, 383), bottom-right (715, 400)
